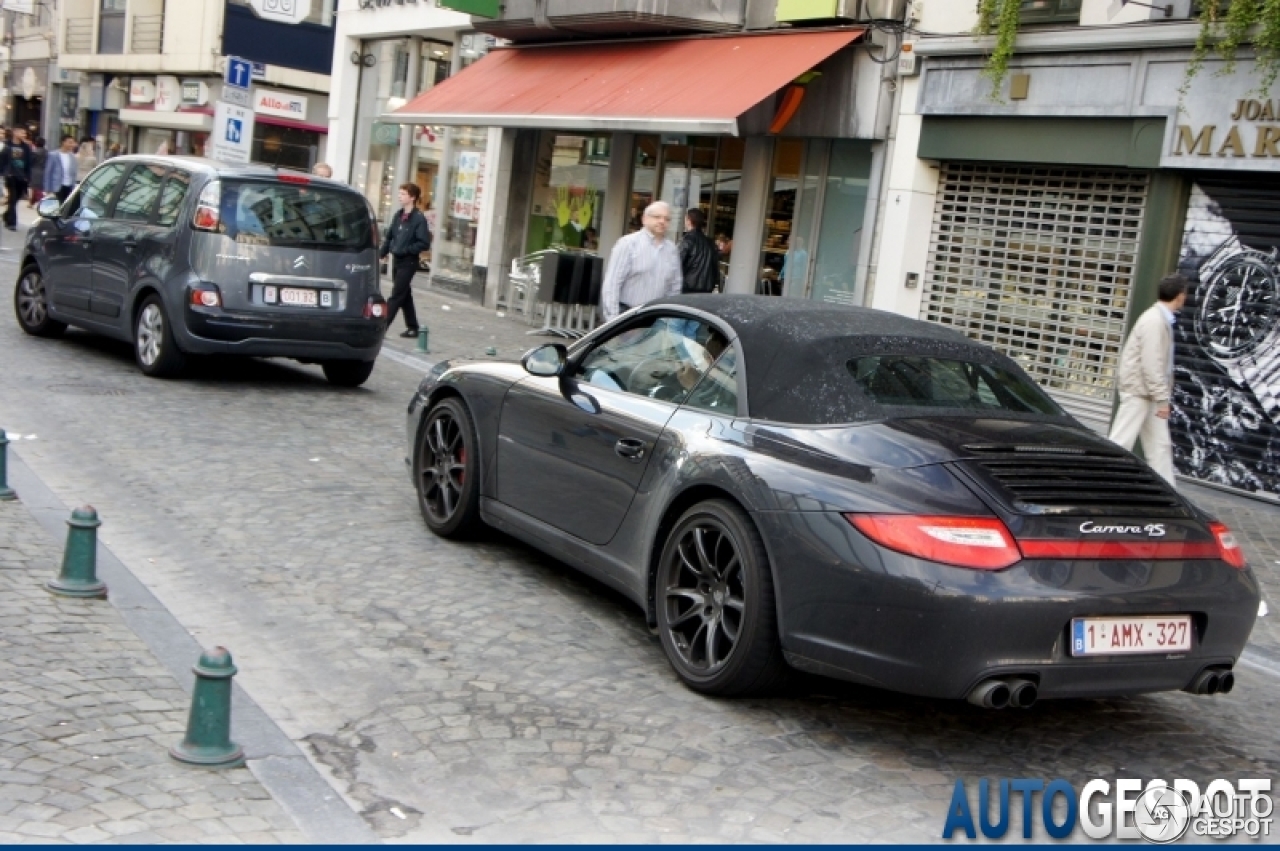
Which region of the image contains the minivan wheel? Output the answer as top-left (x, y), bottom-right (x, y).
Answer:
top-left (321, 359), bottom-right (376, 387)
top-left (14, 266), bottom-right (66, 338)
top-left (656, 499), bottom-right (788, 697)
top-left (134, 294), bottom-right (185, 378)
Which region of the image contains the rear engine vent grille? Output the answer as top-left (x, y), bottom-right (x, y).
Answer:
top-left (961, 444), bottom-right (1183, 514)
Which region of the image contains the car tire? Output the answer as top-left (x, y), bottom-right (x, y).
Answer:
top-left (134, 294), bottom-right (186, 378)
top-left (414, 396), bottom-right (483, 539)
top-left (656, 499), bottom-right (788, 696)
top-left (14, 265), bottom-right (66, 338)
top-left (322, 359), bottom-right (376, 387)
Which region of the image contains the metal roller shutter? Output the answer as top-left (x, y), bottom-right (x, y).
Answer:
top-left (922, 163), bottom-right (1149, 431)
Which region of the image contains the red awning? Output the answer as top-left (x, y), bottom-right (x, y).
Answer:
top-left (390, 30), bottom-right (864, 135)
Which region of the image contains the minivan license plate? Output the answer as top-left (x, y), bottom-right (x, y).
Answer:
top-left (1070, 616), bottom-right (1192, 656)
top-left (280, 287), bottom-right (318, 306)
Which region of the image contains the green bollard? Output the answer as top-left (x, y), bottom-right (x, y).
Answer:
top-left (170, 647), bottom-right (245, 769)
top-left (46, 506), bottom-right (107, 599)
top-left (0, 429), bottom-right (15, 501)
top-left (416, 326), bottom-right (430, 353)
top-left (485, 346), bottom-right (497, 357)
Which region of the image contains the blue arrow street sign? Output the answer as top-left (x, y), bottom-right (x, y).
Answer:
top-left (225, 56), bottom-right (252, 90)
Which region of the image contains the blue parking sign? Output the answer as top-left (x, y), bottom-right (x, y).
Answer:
top-left (225, 56), bottom-right (252, 90)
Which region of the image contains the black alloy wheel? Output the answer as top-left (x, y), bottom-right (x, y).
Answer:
top-left (415, 397), bottom-right (481, 538)
top-left (14, 266), bottom-right (66, 337)
top-left (656, 499), bottom-right (788, 696)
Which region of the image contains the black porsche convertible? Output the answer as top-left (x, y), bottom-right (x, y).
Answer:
top-left (405, 296), bottom-right (1259, 707)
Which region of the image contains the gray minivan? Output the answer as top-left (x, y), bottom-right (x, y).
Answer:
top-left (13, 156), bottom-right (389, 386)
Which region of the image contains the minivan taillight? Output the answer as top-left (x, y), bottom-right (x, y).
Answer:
top-left (846, 514), bottom-right (1022, 571)
top-left (364, 297), bottom-right (387, 320)
top-left (192, 180), bottom-right (221, 232)
top-left (1209, 522), bottom-right (1247, 568)
top-left (190, 285), bottom-right (222, 308)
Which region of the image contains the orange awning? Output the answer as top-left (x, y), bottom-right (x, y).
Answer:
top-left (390, 30), bottom-right (864, 135)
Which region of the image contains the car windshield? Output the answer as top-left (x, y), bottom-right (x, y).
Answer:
top-left (218, 180), bottom-right (371, 250)
top-left (848, 355), bottom-right (1062, 415)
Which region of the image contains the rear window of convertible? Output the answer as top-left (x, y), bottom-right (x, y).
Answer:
top-left (848, 355), bottom-right (1061, 415)
top-left (217, 180), bottom-right (371, 251)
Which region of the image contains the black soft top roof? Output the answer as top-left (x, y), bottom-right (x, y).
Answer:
top-left (647, 295), bottom-right (1054, 425)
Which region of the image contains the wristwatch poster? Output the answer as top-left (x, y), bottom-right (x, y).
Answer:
top-left (1172, 180), bottom-right (1280, 500)
top-left (1192, 236), bottom-right (1280, 424)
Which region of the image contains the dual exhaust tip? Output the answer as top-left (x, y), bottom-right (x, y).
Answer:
top-left (967, 677), bottom-right (1038, 710)
top-left (967, 666), bottom-right (1236, 707)
top-left (1184, 666), bottom-right (1235, 696)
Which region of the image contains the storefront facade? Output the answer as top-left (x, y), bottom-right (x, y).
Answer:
top-left (898, 45), bottom-right (1280, 501)
top-left (389, 29), bottom-right (888, 309)
top-left (115, 74), bottom-right (328, 165)
top-left (327, 0), bottom-right (497, 295)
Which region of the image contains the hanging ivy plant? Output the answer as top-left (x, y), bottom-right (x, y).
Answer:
top-left (976, 1), bottom-right (1280, 103)
top-left (975, 0), bottom-right (1022, 100)
top-left (1172, 0), bottom-right (1280, 101)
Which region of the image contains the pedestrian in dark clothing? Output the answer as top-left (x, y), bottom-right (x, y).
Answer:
top-left (0, 127), bottom-right (33, 229)
top-left (678, 208), bottom-right (721, 294)
top-left (379, 183), bottom-right (431, 338)
top-left (28, 137), bottom-right (47, 208)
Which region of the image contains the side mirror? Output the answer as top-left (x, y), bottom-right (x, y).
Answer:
top-left (36, 197), bottom-right (62, 219)
top-left (522, 343), bottom-right (567, 377)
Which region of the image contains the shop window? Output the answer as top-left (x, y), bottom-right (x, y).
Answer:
top-left (433, 126), bottom-right (494, 283)
top-left (809, 141), bottom-right (872, 306)
top-left (353, 38), bottom-right (412, 221)
top-left (251, 124), bottom-right (319, 172)
top-left (625, 135), bottom-right (742, 283)
top-left (526, 131), bottom-right (609, 256)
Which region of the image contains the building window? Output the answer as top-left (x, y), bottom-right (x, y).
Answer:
top-left (1019, 0), bottom-right (1082, 24)
top-left (99, 0), bottom-right (126, 54)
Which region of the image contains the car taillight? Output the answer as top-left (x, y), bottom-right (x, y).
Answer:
top-left (190, 286), bottom-right (221, 308)
top-left (363, 298), bottom-right (386, 320)
top-left (1017, 539), bottom-right (1222, 560)
top-left (846, 514), bottom-right (1021, 570)
top-left (192, 180), bottom-right (221, 232)
top-left (278, 172), bottom-right (310, 185)
top-left (1209, 522), bottom-right (1247, 568)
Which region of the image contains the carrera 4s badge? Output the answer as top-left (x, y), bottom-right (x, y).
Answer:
top-left (1079, 521), bottom-right (1167, 537)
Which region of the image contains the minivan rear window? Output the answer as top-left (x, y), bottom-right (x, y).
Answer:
top-left (215, 180), bottom-right (371, 250)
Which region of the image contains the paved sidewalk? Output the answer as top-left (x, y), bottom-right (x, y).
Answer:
top-left (0, 498), bottom-right (306, 843)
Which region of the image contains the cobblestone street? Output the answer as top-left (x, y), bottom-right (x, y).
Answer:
top-left (2, 242), bottom-right (1279, 842)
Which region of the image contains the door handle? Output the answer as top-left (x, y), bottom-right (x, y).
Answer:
top-left (615, 437), bottom-right (646, 461)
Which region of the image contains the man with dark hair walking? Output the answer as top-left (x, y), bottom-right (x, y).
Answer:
top-left (1108, 273), bottom-right (1189, 486)
top-left (0, 126), bottom-right (33, 230)
top-left (44, 136), bottom-right (78, 204)
top-left (678, 207), bottom-right (720, 294)
top-left (380, 183), bottom-right (431, 339)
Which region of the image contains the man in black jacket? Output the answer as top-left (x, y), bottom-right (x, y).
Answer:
top-left (380, 183), bottom-right (432, 338)
top-left (678, 208), bottom-right (720, 294)
top-left (0, 127), bottom-right (34, 230)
